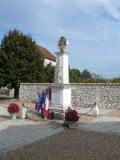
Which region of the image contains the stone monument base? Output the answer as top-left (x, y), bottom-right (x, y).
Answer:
top-left (49, 84), bottom-right (72, 120)
top-left (49, 111), bottom-right (65, 120)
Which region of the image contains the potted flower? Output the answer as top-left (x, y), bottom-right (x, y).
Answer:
top-left (65, 108), bottom-right (80, 128)
top-left (7, 103), bottom-right (20, 119)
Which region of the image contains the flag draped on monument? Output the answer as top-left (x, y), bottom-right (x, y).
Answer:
top-left (43, 88), bottom-right (51, 119)
top-left (35, 91), bottom-right (45, 111)
top-left (35, 88), bottom-right (51, 119)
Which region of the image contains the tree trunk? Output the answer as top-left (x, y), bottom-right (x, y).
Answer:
top-left (14, 88), bottom-right (19, 98)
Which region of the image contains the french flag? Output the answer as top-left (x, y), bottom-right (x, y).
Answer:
top-left (35, 91), bottom-right (45, 111)
top-left (43, 88), bottom-right (51, 119)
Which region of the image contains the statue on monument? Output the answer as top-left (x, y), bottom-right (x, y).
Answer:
top-left (57, 36), bottom-right (68, 52)
top-left (54, 36), bottom-right (69, 84)
top-left (54, 57), bottom-right (62, 84)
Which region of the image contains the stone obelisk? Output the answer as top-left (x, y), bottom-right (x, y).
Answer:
top-left (49, 37), bottom-right (72, 119)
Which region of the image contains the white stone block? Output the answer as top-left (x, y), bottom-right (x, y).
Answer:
top-left (9, 89), bottom-right (14, 97)
top-left (18, 104), bottom-right (27, 119)
top-left (91, 104), bottom-right (99, 117)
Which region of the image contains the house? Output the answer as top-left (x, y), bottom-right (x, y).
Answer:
top-left (37, 45), bottom-right (56, 66)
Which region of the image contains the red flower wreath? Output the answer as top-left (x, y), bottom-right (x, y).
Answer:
top-left (65, 109), bottom-right (79, 121)
top-left (7, 103), bottom-right (20, 114)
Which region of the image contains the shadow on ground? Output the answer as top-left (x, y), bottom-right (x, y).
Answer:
top-left (0, 121), bottom-right (120, 160)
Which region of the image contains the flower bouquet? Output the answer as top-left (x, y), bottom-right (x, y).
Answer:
top-left (7, 103), bottom-right (20, 119)
top-left (64, 108), bottom-right (80, 128)
top-left (65, 109), bottom-right (79, 121)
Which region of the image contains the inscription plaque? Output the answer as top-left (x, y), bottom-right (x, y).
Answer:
top-left (52, 89), bottom-right (62, 104)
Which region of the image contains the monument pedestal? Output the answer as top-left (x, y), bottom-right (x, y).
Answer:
top-left (49, 84), bottom-right (72, 119)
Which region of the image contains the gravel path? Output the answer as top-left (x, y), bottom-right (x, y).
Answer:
top-left (0, 129), bottom-right (120, 160)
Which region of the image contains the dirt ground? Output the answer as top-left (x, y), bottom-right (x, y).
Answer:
top-left (0, 99), bottom-right (96, 124)
top-left (0, 99), bottom-right (120, 124)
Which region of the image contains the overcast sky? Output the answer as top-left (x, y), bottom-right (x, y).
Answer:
top-left (0, 0), bottom-right (120, 79)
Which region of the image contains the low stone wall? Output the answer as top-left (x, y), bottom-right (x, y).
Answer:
top-left (0, 88), bottom-right (14, 97)
top-left (71, 83), bottom-right (120, 109)
top-left (19, 83), bottom-right (51, 103)
top-left (19, 83), bottom-right (120, 109)
top-left (0, 89), bottom-right (9, 95)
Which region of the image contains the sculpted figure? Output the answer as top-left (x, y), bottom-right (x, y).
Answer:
top-left (57, 36), bottom-right (68, 52)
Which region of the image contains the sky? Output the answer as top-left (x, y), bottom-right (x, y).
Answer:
top-left (0, 0), bottom-right (120, 79)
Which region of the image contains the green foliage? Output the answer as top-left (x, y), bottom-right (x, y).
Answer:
top-left (79, 78), bottom-right (107, 83)
top-left (0, 97), bottom-right (13, 100)
top-left (110, 77), bottom-right (120, 83)
top-left (81, 69), bottom-right (92, 79)
top-left (44, 63), bottom-right (55, 83)
top-left (69, 67), bottom-right (107, 83)
top-left (0, 28), bottom-right (45, 97)
top-left (69, 68), bottom-right (81, 83)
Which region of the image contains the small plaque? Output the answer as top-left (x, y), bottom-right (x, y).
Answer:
top-left (52, 89), bottom-right (62, 104)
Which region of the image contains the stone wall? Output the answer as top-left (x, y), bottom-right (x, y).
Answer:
top-left (0, 88), bottom-right (14, 97)
top-left (19, 83), bottom-right (120, 109)
top-left (19, 83), bottom-right (51, 103)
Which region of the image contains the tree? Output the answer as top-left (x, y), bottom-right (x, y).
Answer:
top-left (69, 68), bottom-right (81, 83)
top-left (91, 73), bottom-right (107, 83)
top-left (44, 63), bottom-right (55, 83)
top-left (0, 28), bottom-right (45, 98)
top-left (111, 77), bottom-right (120, 83)
top-left (81, 69), bottom-right (92, 79)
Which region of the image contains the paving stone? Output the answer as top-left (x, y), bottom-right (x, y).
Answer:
top-left (78, 116), bottom-right (120, 135)
top-left (0, 120), bottom-right (64, 154)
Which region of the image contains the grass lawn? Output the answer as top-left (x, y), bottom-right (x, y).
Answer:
top-left (0, 97), bottom-right (13, 100)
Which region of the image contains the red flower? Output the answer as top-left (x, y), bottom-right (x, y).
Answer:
top-left (7, 103), bottom-right (20, 113)
top-left (65, 109), bottom-right (80, 121)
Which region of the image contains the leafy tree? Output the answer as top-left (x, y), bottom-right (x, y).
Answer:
top-left (91, 73), bottom-right (107, 83)
top-left (0, 28), bottom-right (45, 98)
top-left (69, 68), bottom-right (81, 83)
top-left (0, 50), bottom-right (6, 86)
top-left (111, 77), bottom-right (120, 83)
top-left (44, 63), bottom-right (55, 83)
top-left (81, 69), bottom-right (92, 79)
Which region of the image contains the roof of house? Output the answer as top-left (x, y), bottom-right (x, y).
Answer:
top-left (37, 45), bottom-right (56, 62)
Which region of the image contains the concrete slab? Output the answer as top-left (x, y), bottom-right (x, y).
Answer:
top-left (78, 116), bottom-right (120, 135)
top-left (0, 120), bottom-right (64, 154)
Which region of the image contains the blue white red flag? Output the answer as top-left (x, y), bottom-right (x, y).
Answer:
top-left (35, 91), bottom-right (45, 111)
top-left (43, 88), bottom-right (51, 119)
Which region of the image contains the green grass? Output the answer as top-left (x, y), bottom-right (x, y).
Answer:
top-left (0, 97), bottom-right (13, 100)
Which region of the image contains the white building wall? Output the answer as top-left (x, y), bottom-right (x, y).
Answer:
top-left (44, 59), bottom-right (56, 66)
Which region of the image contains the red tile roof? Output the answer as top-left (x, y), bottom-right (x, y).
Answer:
top-left (37, 45), bottom-right (56, 62)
